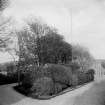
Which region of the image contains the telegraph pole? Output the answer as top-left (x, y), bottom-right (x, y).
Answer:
top-left (71, 8), bottom-right (73, 62)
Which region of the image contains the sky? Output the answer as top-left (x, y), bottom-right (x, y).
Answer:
top-left (0, 0), bottom-right (105, 63)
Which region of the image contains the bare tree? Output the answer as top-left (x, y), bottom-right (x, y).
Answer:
top-left (0, 18), bottom-right (17, 72)
top-left (0, 33), bottom-right (16, 63)
top-left (0, 0), bottom-right (9, 11)
top-left (16, 20), bottom-right (55, 66)
top-left (15, 21), bottom-right (52, 84)
top-left (0, 0), bottom-right (11, 30)
top-left (72, 44), bottom-right (94, 72)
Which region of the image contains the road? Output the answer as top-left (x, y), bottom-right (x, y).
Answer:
top-left (0, 84), bottom-right (25, 105)
top-left (0, 82), bottom-right (93, 105)
top-left (74, 80), bottom-right (105, 105)
top-left (0, 80), bottom-right (105, 105)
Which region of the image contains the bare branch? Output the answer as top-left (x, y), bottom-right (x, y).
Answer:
top-left (0, 0), bottom-right (9, 11)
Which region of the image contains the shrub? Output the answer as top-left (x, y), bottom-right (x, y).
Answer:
top-left (53, 83), bottom-right (63, 94)
top-left (77, 69), bottom-right (94, 85)
top-left (21, 64), bottom-right (73, 97)
top-left (21, 64), bottom-right (95, 98)
top-left (66, 62), bottom-right (80, 73)
top-left (77, 71), bottom-right (87, 85)
top-left (71, 74), bottom-right (78, 87)
top-left (22, 64), bottom-right (73, 87)
top-left (47, 64), bottom-right (72, 86)
top-left (0, 72), bottom-right (24, 85)
top-left (86, 69), bottom-right (95, 81)
top-left (22, 73), bottom-right (33, 89)
top-left (0, 74), bottom-right (6, 84)
top-left (30, 77), bottom-right (54, 97)
top-left (22, 65), bottom-right (45, 88)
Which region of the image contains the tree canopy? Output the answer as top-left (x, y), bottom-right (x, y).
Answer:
top-left (36, 33), bottom-right (72, 64)
top-left (16, 20), bottom-right (72, 66)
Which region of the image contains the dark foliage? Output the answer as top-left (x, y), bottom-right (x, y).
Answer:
top-left (30, 77), bottom-right (54, 97)
top-left (71, 74), bottom-right (78, 87)
top-left (0, 72), bottom-right (24, 85)
top-left (17, 25), bottom-right (72, 67)
top-left (47, 64), bottom-right (72, 86)
top-left (36, 33), bottom-right (72, 64)
top-left (20, 64), bottom-right (72, 96)
top-left (53, 82), bottom-right (67, 94)
top-left (18, 64), bottom-right (95, 98)
top-left (77, 69), bottom-right (95, 85)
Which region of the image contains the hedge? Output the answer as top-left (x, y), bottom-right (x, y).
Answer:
top-left (19, 64), bottom-right (94, 98)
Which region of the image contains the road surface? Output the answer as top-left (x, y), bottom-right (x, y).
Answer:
top-left (0, 80), bottom-right (105, 105)
top-left (0, 82), bottom-right (93, 105)
top-left (74, 80), bottom-right (105, 105)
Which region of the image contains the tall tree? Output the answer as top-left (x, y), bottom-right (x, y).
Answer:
top-left (16, 19), bottom-right (72, 67)
top-left (17, 20), bottom-right (56, 66)
top-left (36, 33), bottom-right (72, 64)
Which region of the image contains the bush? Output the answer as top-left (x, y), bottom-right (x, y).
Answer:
top-left (22, 65), bottom-right (51, 87)
top-left (30, 77), bottom-right (54, 97)
top-left (77, 71), bottom-right (87, 85)
top-left (22, 64), bottom-right (73, 87)
top-left (77, 69), bottom-right (94, 85)
top-left (21, 64), bottom-right (94, 98)
top-left (21, 64), bottom-right (73, 97)
top-left (71, 74), bottom-right (78, 87)
top-left (53, 82), bottom-right (68, 94)
top-left (47, 64), bottom-right (72, 86)
top-left (86, 69), bottom-right (95, 82)
top-left (53, 83), bottom-right (63, 94)
top-left (16, 63), bottom-right (95, 99)
top-left (22, 73), bottom-right (33, 89)
top-left (0, 72), bottom-right (24, 85)
top-left (69, 62), bottom-right (80, 73)
top-left (0, 74), bottom-right (6, 84)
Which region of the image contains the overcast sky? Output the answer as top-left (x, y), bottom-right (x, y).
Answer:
top-left (0, 0), bottom-right (105, 63)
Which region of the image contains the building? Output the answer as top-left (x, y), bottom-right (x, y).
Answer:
top-left (91, 60), bottom-right (105, 80)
